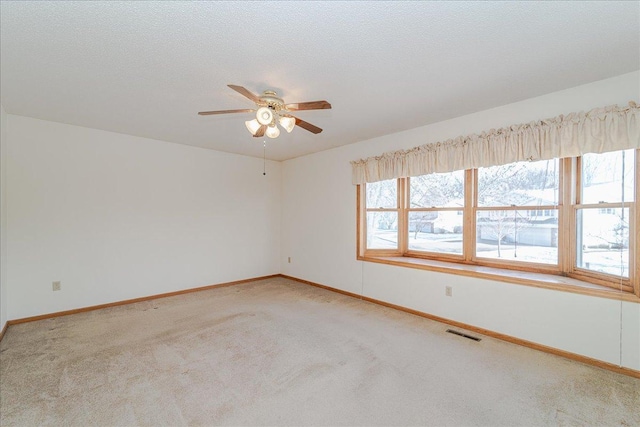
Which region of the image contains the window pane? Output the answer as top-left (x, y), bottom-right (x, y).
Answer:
top-left (582, 150), bottom-right (635, 204)
top-left (408, 211), bottom-right (463, 254)
top-left (576, 208), bottom-right (629, 277)
top-left (366, 179), bottom-right (397, 209)
top-left (478, 159), bottom-right (559, 207)
top-left (476, 209), bottom-right (558, 264)
top-left (410, 170), bottom-right (464, 208)
top-left (366, 212), bottom-right (398, 249)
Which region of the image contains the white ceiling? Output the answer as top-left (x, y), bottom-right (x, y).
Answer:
top-left (1, 1), bottom-right (638, 161)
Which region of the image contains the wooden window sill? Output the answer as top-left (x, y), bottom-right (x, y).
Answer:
top-left (359, 255), bottom-right (640, 303)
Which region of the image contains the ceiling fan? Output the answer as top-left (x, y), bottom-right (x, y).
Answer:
top-left (198, 85), bottom-right (331, 138)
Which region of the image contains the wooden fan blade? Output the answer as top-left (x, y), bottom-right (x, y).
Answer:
top-left (198, 109), bottom-right (254, 115)
top-left (228, 84), bottom-right (260, 103)
top-left (253, 125), bottom-right (267, 137)
top-left (288, 115), bottom-right (323, 134)
top-left (285, 101), bottom-right (331, 111)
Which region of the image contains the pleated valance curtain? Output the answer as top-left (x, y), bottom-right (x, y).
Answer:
top-left (351, 102), bottom-right (640, 185)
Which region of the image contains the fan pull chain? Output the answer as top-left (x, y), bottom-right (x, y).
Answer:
top-left (263, 140), bottom-right (266, 176)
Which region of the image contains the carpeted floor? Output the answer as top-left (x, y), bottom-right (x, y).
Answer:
top-left (1, 277), bottom-right (638, 426)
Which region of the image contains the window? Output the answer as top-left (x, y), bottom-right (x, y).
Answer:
top-left (576, 150), bottom-right (635, 280)
top-left (364, 179), bottom-right (400, 251)
top-left (357, 149), bottom-right (639, 295)
top-left (476, 159), bottom-right (560, 266)
top-left (407, 170), bottom-right (465, 256)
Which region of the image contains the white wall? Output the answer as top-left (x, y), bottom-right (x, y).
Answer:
top-left (281, 71), bottom-right (640, 370)
top-left (1, 104), bottom-right (8, 332)
top-left (5, 115), bottom-right (281, 320)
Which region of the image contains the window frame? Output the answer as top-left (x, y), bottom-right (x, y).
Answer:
top-left (357, 150), bottom-right (640, 297)
top-left (405, 171), bottom-right (466, 261)
top-left (472, 160), bottom-right (563, 274)
top-left (568, 153), bottom-right (636, 293)
top-left (362, 178), bottom-right (404, 257)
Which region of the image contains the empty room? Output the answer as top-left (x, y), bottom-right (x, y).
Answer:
top-left (0, 1), bottom-right (639, 426)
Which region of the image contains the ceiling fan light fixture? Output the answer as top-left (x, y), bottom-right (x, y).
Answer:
top-left (256, 107), bottom-right (274, 125)
top-left (245, 119), bottom-right (261, 135)
top-left (279, 116), bottom-right (295, 133)
top-left (266, 125), bottom-right (280, 139)
top-left (199, 85), bottom-right (329, 137)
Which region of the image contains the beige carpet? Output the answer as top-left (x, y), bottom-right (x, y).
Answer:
top-left (1, 277), bottom-right (638, 426)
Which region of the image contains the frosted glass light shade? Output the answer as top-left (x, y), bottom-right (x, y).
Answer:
top-left (266, 125), bottom-right (280, 139)
top-left (279, 116), bottom-right (295, 133)
top-left (256, 107), bottom-right (274, 125)
top-left (245, 119), bottom-right (261, 135)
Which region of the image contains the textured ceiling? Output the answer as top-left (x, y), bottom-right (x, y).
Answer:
top-left (1, 1), bottom-right (639, 161)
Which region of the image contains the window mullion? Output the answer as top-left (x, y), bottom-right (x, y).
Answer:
top-left (357, 185), bottom-right (364, 258)
top-left (399, 178), bottom-right (407, 254)
top-left (464, 169), bottom-right (475, 262)
top-left (634, 150), bottom-right (640, 297)
top-left (560, 157), bottom-right (573, 273)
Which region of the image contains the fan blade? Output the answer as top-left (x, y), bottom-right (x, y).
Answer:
top-left (288, 115), bottom-right (323, 134)
top-left (285, 101), bottom-right (331, 111)
top-left (253, 125), bottom-right (267, 137)
top-left (228, 84), bottom-right (260, 103)
top-left (198, 109), bottom-right (254, 115)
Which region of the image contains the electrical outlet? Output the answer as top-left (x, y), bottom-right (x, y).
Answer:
top-left (52, 281), bottom-right (61, 291)
top-left (445, 286), bottom-right (452, 297)
top-left (288, 257), bottom-right (291, 264)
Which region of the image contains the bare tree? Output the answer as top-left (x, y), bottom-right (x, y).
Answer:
top-left (477, 210), bottom-right (531, 258)
top-left (476, 160), bottom-right (556, 257)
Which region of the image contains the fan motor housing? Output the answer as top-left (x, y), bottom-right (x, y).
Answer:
top-left (259, 90), bottom-right (285, 111)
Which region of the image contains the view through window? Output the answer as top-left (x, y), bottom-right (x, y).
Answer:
top-left (476, 159), bottom-right (559, 265)
top-left (576, 149), bottom-right (634, 278)
top-left (408, 170), bottom-right (464, 255)
top-left (365, 179), bottom-right (398, 250)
